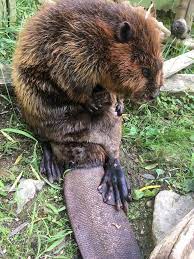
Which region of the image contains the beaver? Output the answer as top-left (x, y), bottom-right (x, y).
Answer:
top-left (12, 0), bottom-right (163, 211)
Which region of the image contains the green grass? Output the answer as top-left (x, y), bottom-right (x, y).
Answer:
top-left (0, 0), bottom-right (38, 63)
top-left (0, 0), bottom-right (194, 258)
top-left (123, 94), bottom-right (194, 194)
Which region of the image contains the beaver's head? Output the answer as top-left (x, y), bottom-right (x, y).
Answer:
top-left (109, 6), bottom-right (163, 102)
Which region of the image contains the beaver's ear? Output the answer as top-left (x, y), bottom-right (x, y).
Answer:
top-left (117, 21), bottom-right (133, 43)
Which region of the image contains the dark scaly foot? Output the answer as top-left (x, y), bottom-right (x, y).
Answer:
top-left (40, 142), bottom-right (64, 183)
top-left (98, 158), bottom-right (131, 214)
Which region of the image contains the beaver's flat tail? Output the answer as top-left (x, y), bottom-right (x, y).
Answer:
top-left (64, 166), bottom-right (141, 259)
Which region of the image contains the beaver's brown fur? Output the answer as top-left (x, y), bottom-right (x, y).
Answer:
top-left (12, 0), bottom-right (163, 210)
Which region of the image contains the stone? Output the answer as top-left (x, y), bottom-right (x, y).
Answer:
top-left (142, 173), bottom-right (155, 180)
top-left (15, 178), bottom-right (44, 214)
top-left (152, 190), bottom-right (194, 244)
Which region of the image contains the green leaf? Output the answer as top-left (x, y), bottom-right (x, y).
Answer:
top-left (133, 190), bottom-right (144, 200)
top-left (143, 189), bottom-right (159, 198)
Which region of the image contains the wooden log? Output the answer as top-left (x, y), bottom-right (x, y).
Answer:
top-left (162, 74), bottom-right (194, 93)
top-left (150, 208), bottom-right (194, 259)
top-left (163, 50), bottom-right (194, 78)
top-left (0, 0), bottom-right (7, 27)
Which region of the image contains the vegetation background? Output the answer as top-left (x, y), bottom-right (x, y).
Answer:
top-left (0, 0), bottom-right (194, 258)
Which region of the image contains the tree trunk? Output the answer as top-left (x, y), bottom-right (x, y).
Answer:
top-left (0, 0), bottom-right (16, 26)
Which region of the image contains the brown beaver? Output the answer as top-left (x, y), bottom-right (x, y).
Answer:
top-left (12, 0), bottom-right (163, 211)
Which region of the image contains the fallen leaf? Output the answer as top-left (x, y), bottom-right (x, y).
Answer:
top-left (139, 185), bottom-right (161, 192)
top-left (144, 163), bottom-right (158, 170)
top-left (14, 154), bottom-right (23, 165)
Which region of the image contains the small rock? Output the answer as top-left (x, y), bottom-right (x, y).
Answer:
top-left (15, 178), bottom-right (44, 214)
top-left (152, 190), bottom-right (194, 244)
top-left (146, 200), bottom-right (154, 208)
top-left (142, 173), bottom-right (155, 180)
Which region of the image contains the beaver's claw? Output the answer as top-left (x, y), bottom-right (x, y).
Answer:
top-left (98, 158), bottom-right (131, 214)
top-left (40, 143), bottom-right (63, 183)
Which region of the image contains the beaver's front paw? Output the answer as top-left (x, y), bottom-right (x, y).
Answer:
top-left (83, 87), bottom-right (112, 114)
top-left (115, 99), bottom-right (124, 116)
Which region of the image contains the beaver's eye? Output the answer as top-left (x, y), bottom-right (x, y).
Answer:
top-left (142, 68), bottom-right (151, 78)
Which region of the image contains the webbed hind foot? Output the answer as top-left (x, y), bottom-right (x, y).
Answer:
top-left (98, 158), bottom-right (131, 214)
top-left (40, 142), bottom-right (64, 183)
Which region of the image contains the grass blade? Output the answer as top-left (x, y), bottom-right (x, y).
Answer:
top-left (1, 128), bottom-right (37, 142)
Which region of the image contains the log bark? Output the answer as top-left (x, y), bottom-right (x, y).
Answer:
top-left (150, 208), bottom-right (194, 259)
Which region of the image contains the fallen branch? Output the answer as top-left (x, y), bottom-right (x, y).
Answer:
top-left (163, 50), bottom-right (194, 78)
